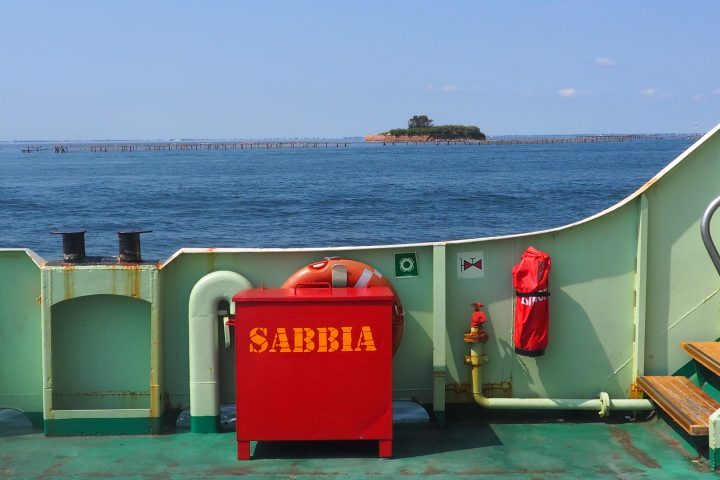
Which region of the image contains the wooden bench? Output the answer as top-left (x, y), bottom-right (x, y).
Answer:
top-left (682, 341), bottom-right (720, 377)
top-left (637, 376), bottom-right (720, 435)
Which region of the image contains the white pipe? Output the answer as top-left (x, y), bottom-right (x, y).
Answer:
top-left (189, 270), bottom-right (252, 432)
top-left (468, 345), bottom-right (652, 416)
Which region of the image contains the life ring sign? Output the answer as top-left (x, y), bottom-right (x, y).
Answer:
top-left (395, 252), bottom-right (419, 278)
top-left (398, 257), bottom-right (415, 273)
top-left (281, 258), bottom-right (405, 356)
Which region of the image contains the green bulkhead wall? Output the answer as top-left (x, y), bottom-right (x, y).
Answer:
top-left (159, 126), bottom-right (720, 407)
top-left (438, 129), bottom-right (720, 398)
top-left (0, 250), bottom-right (42, 425)
top-left (641, 136), bottom-right (720, 374)
top-left (51, 295), bottom-right (151, 410)
top-left (2, 127), bottom-right (718, 417)
top-left (40, 264), bottom-right (160, 435)
top-left (159, 248), bottom-right (434, 409)
top-left (444, 205), bottom-right (639, 399)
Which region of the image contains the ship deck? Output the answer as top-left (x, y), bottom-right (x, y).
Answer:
top-left (0, 409), bottom-right (711, 479)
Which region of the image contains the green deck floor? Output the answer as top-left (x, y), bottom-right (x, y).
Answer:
top-left (0, 411), bottom-right (712, 479)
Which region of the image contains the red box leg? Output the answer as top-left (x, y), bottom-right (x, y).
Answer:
top-left (379, 439), bottom-right (392, 458)
top-left (237, 441), bottom-right (250, 460)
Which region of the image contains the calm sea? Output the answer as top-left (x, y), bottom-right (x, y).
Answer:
top-left (0, 139), bottom-right (695, 261)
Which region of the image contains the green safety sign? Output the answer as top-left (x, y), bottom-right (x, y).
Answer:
top-left (394, 252), bottom-right (418, 278)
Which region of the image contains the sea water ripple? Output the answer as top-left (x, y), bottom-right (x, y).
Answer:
top-left (0, 139), bottom-right (694, 261)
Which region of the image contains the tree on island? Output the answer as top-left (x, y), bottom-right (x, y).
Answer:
top-left (385, 117), bottom-right (486, 140)
top-left (408, 115), bottom-right (433, 129)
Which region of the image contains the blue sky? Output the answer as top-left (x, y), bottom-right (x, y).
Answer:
top-left (2, 1), bottom-right (719, 139)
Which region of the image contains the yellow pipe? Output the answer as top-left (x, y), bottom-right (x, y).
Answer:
top-left (468, 344), bottom-right (652, 415)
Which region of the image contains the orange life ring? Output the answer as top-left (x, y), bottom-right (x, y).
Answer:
top-left (281, 258), bottom-right (405, 357)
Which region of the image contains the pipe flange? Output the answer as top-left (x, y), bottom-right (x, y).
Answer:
top-left (598, 391), bottom-right (610, 417)
top-left (464, 353), bottom-right (487, 367)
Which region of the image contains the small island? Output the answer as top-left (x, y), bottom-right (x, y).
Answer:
top-left (365, 115), bottom-right (486, 142)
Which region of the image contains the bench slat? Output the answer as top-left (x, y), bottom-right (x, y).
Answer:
top-left (682, 342), bottom-right (720, 378)
top-left (637, 376), bottom-right (719, 436)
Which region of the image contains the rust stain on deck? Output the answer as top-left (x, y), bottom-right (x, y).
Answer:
top-left (609, 426), bottom-right (660, 469)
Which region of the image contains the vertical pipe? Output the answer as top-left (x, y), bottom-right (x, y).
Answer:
top-left (188, 270), bottom-right (252, 433)
top-left (149, 269), bottom-right (161, 431)
top-left (432, 244), bottom-right (447, 426)
top-left (632, 194), bottom-right (648, 392)
top-left (40, 268), bottom-right (53, 434)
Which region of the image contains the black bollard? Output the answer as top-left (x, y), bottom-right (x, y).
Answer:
top-left (117, 230), bottom-right (151, 263)
top-left (51, 230), bottom-right (87, 263)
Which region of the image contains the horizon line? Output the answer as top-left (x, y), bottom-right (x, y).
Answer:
top-left (0, 132), bottom-right (703, 144)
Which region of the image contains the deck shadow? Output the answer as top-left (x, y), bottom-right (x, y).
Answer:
top-left (0, 409), bottom-right (39, 438)
top-left (250, 419), bottom-right (501, 459)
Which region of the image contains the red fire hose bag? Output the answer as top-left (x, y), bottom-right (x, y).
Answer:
top-left (512, 247), bottom-right (551, 357)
